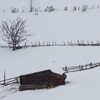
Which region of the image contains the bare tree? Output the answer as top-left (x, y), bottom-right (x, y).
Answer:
top-left (0, 18), bottom-right (28, 51)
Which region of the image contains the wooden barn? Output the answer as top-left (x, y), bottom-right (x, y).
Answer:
top-left (19, 69), bottom-right (66, 91)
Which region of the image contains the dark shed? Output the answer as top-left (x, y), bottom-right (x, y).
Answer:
top-left (19, 69), bottom-right (66, 91)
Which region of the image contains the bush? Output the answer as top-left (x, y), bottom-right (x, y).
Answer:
top-left (44, 6), bottom-right (55, 12)
top-left (11, 7), bottom-right (19, 13)
top-left (82, 4), bottom-right (88, 12)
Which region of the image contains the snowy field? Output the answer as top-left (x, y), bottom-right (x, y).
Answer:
top-left (1, 68), bottom-right (100, 100)
top-left (0, 0), bottom-right (100, 100)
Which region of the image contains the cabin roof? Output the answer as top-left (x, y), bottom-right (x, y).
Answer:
top-left (19, 69), bottom-right (66, 80)
top-left (20, 69), bottom-right (51, 77)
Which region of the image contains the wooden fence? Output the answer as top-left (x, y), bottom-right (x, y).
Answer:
top-left (1, 41), bottom-right (100, 49)
top-left (21, 41), bottom-right (100, 47)
top-left (62, 62), bottom-right (100, 73)
top-left (0, 77), bottom-right (19, 86)
top-left (0, 62), bottom-right (100, 87)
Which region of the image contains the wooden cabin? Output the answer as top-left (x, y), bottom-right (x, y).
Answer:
top-left (19, 69), bottom-right (66, 91)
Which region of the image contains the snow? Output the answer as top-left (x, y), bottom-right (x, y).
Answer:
top-left (0, 0), bottom-right (100, 100)
top-left (0, 84), bottom-right (19, 99)
top-left (1, 68), bottom-right (100, 100)
top-left (0, 46), bottom-right (100, 79)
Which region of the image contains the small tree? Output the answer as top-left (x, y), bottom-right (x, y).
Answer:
top-left (82, 4), bottom-right (88, 12)
top-left (0, 18), bottom-right (28, 51)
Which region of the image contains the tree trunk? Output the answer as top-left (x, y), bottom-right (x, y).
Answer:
top-left (13, 43), bottom-right (16, 51)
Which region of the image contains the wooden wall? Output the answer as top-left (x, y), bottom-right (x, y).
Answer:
top-left (19, 69), bottom-right (66, 91)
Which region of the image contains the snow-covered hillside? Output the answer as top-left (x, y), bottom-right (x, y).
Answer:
top-left (0, 0), bottom-right (100, 9)
top-left (1, 67), bottom-right (100, 100)
top-left (0, 0), bottom-right (100, 100)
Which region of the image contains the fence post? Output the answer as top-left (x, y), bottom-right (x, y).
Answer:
top-left (89, 62), bottom-right (93, 68)
top-left (54, 41), bottom-right (56, 45)
top-left (46, 41), bottom-right (48, 46)
top-left (78, 6), bottom-right (80, 10)
top-left (48, 42), bottom-right (51, 46)
top-left (31, 42), bottom-right (34, 47)
top-left (63, 41), bottom-right (66, 46)
top-left (79, 65), bottom-right (83, 71)
top-left (38, 41), bottom-right (40, 46)
top-left (97, 5), bottom-right (99, 9)
top-left (77, 40), bottom-right (80, 45)
top-left (87, 41), bottom-right (89, 45)
top-left (91, 41), bottom-right (93, 46)
top-left (4, 70), bottom-right (6, 86)
top-left (15, 77), bottom-right (19, 84)
top-left (24, 42), bottom-right (27, 48)
top-left (65, 66), bottom-right (68, 73)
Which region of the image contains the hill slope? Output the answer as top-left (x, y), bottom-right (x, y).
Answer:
top-left (0, 0), bottom-right (100, 100)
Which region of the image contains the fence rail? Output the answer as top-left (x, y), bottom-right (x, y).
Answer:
top-left (1, 41), bottom-right (100, 49)
top-left (0, 62), bottom-right (100, 86)
top-left (62, 62), bottom-right (100, 73)
top-left (0, 77), bottom-right (19, 86)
